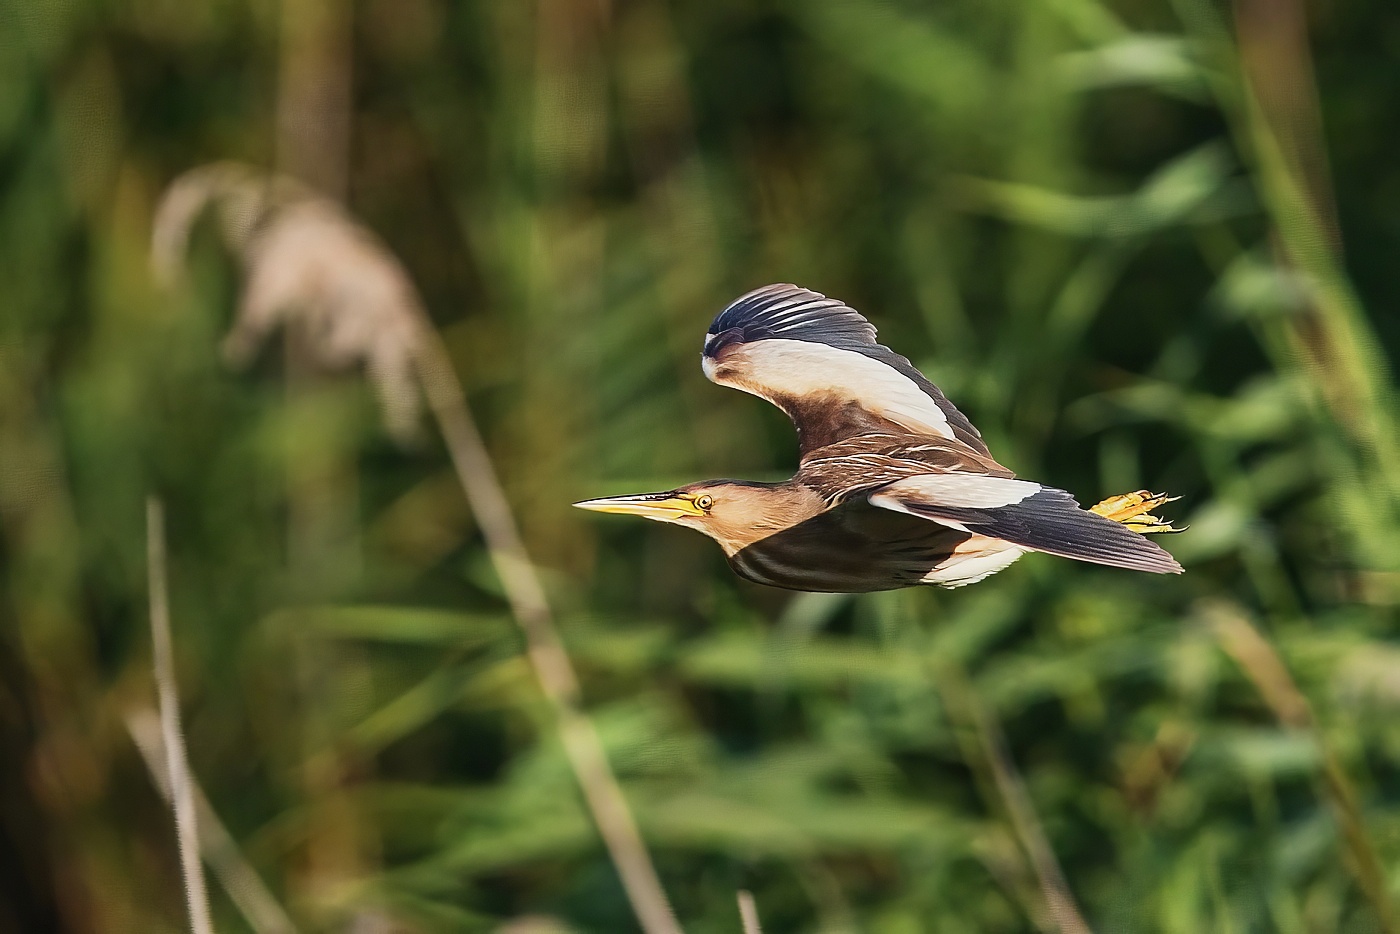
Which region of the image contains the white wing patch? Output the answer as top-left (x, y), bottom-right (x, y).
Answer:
top-left (705, 338), bottom-right (955, 441)
top-left (870, 474), bottom-right (1042, 511)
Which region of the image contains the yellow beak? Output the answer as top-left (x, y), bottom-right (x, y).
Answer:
top-left (572, 491), bottom-right (704, 521)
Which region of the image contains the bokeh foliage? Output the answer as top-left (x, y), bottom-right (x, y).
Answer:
top-left (3, 0), bottom-right (1400, 931)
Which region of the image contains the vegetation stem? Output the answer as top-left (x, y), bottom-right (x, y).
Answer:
top-left (146, 497), bottom-right (216, 934)
top-left (414, 338), bottom-right (683, 934)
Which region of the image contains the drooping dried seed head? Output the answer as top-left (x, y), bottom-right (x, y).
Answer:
top-left (151, 162), bottom-right (431, 442)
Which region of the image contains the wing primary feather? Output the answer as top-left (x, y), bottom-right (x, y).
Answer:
top-left (708, 284), bottom-right (879, 346)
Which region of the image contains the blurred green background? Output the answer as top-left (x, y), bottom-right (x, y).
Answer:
top-left (5, 0), bottom-right (1400, 931)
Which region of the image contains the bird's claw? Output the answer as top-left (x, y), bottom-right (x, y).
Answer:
top-left (1090, 490), bottom-right (1184, 534)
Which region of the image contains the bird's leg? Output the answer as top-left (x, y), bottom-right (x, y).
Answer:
top-left (1089, 490), bottom-right (1183, 533)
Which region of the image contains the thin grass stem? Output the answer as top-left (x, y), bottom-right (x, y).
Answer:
top-left (414, 338), bottom-right (683, 934)
top-left (147, 497), bottom-right (216, 934)
top-left (127, 709), bottom-right (299, 934)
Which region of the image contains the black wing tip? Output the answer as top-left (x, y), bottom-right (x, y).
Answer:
top-left (1033, 529), bottom-right (1184, 575)
top-left (708, 283), bottom-right (818, 331)
top-left (1098, 546), bottom-right (1184, 575)
top-left (706, 284), bottom-right (878, 349)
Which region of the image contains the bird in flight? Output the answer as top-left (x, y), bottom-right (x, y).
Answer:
top-left (576, 284), bottom-right (1182, 592)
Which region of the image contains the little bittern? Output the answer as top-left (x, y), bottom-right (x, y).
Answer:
top-left (577, 284), bottom-right (1182, 592)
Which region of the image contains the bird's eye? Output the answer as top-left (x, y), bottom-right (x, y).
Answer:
top-left (695, 494), bottom-right (713, 510)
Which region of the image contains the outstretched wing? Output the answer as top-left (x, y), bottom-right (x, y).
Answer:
top-left (703, 284), bottom-right (990, 457)
top-left (867, 473), bottom-right (1182, 575)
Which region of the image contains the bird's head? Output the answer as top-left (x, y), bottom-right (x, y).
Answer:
top-left (574, 480), bottom-right (816, 555)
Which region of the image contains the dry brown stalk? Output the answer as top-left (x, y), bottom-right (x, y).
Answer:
top-left (146, 497), bottom-right (216, 934)
top-left (271, 0), bottom-right (374, 913)
top-left (275, 0), bottom-right (352, 198)
top-left (1208, 602), bottom-right (1398, 933)
top-left (414, 338), bottom-right (683, 934)
top-left (127, 709), bottom-right (299, 934)
top-left (151, 163), bottom-right (682, 934)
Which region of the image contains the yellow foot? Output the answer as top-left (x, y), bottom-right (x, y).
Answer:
top-left (1090, 490), bottom-right (1183, 534)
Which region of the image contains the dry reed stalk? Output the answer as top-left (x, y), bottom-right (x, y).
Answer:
top-left (151, 163), bottom-right (681, 934)
top-left (1208, 602), bottom-right (1398, 933)
top-left (146, 497), bottom-right (215, 934)
top-left (271, 2), bottom-right (380, 915)
top-left (934, 663), bottom-right (1094, 934)
top-left (737, 890), bottom-right (762, 934)
top-left (127, 709), bottom-right (299, 934)
top-left (275, 0), bottom-right (352, 198)
top-left (414, 338), bottom-right (683, 934)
